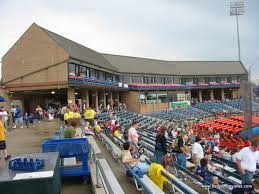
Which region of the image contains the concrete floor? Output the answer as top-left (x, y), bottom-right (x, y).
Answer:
top-left (1, 121), bottom-right (92, 194)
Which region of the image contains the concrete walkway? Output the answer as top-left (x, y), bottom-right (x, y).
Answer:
top-left (94, 137), bottom-right (139, 194)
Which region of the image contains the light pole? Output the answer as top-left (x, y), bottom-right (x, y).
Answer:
top-left (230, 1), bottom-right (245, 61)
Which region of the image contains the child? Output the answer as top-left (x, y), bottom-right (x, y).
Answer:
top-left (0, 112), bottom-right (11, 160)
top-left (24, 113), bottom-right (30, 128)
top-left (29, 113), bottom-right (34, 128)
top-left (195, 158), bottom-right (219, 186)
top-left (84, 122), bottom-right (94, 136)
top-left (94, 121), bottom-right (103, 136)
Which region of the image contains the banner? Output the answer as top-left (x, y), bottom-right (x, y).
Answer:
top-left (170, 101), bottom-right (190, 108)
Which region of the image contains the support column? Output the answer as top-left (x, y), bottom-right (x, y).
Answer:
top-left (95, 91), bottom-right (99, 111)
top-left (210, 89), bottom-right (214, 101)
top-left (117, 92), bottom-right (120, 108)
top-left (67, 88), bottom-right (75, 106)
top-left (198, 90), bottom-right (203, 102)
top-left (232, 88), bottom-right (237, 99)
top-left (221, 88), bottom-right (225, 101)
top-left (103, 92), bottom-right (107, 107)
top-left (110, 92), bottom-right (114, 108)
top-left (82, 90), bottom-right (89, 110)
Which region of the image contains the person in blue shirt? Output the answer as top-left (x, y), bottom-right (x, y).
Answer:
top-left (195, 158), bottom-right (219, 186)
top-left (13, 105), bottom-right (23, 129)
top-left (29, 113), bottom-right (34, 128)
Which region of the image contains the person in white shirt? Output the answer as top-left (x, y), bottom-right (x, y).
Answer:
top-left (236, 140), bottom-right (259, 184)
top-left (128, 121), bottom-right (140, 147)
top-left (192, 136), bottom-right (204, 165)
top-left (231, 150), bottom-right (239, 163)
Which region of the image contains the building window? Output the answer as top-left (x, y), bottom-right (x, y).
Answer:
top-left (177, 91), bottom-right (191, 101)
top-left (208, 77), bottom-right (216, 82)
top-left (89, 68), bottom-right (96, 78)
top-left (79, 66), bottom-right (86, 77)
top-left (143, 77), bottom-right (149, 83)
top-left (105, 73), bottom-right (112, 81)
top-left (115, 75), bottom-right (119, 82)
top-left (216, 77), bottom-right (221, 83)
top-left (166, 77), bottom-right (172, 84)
top-left (198, 77), bottom-right (204, 83)
top-left (157, 93), bottom-right (167, 103)
top-left (146, 93), bottom-right (157, 103)
top-left (173, 77), bottom-right (180, 84)
top-left (132, 76), bottom-right (143, 83)
top-left (227, 77), bottom-right (232, 82)
top-left (204, 77), bottom-right (209, 83)
top-left (193, 78), bottom-right (198, 84)
top-left (151, 77), bottom-right (156, 83)
top-left (69, 63), bottom-right (76, 76)
top-left (124, 76), bottom-right (132, 83)
top-left (161, 77), bottom-right (165, 84)
top-left (140, 94), bottom-right (146, 104)
top-left (99, 71), bottom-right (105, 80)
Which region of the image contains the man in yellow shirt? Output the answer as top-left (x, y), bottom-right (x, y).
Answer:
top-left (84, 107), bottom-right (96, 127)
top-left (0, 112), bottom-right (11, 160)
top-left (64, 107), bottom-right (74, 124)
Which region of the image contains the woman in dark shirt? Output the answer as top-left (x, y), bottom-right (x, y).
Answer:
top-left (154, 126), bottom-right (167, 164)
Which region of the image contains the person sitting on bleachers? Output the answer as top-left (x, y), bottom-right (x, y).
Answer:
top-left (121, 142), bottom-right (149, 173)
top-left (114, 128), bottom-right (123, 139)
top-left (195, 158), bottom-right (219, 186)
top-left (94, 121), bottom-right (103, 135)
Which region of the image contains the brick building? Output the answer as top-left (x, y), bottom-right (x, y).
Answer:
top-left (1, 23), bottom-right (248, 113)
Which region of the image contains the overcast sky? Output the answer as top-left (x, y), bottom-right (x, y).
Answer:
top-left (0, 0), bottom-right (258, 82)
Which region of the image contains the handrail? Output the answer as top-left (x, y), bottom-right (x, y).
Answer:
top-left (96, 158), bottom-right (125, 194)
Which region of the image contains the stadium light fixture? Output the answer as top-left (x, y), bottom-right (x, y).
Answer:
top-left (229, 1), bottom-right (245, 61)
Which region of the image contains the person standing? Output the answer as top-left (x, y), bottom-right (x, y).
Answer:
top-left (13, 105), bottom-right (23, 129)
top-left (236, 140), bottom-right (259, 185)
top-left (36, 105), bottom-right (43, 124)
top-left (173, 131), bottom-right (189, 169)
top-left (84, 107), bottom-right (96, 127)
top-left (191, 136), bottom-right (204, 166)
top-left (0, 112), bottom-right (11, 160)
top-left (10, 105), bottom-right (16, 125)
top-left (154, 127), bottom-right (167, 164)
top-left (128, 121), bottom-right (140, 147)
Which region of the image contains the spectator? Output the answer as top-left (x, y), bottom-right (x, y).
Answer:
top-left (231, 149), bottom-right (240, 163)
top-left (13, 105), bottom-right (23, 129)
top-left (154, 126), bottom-right (167, 164)
top-left (60, 105), bottom-right (67, 121)
top-left (195, 158), bottom-right (219, 186)
top-left (173, 131), bottom-right (189, 170)
top-left (29, 113), bottom-right (35, 128)
top-left (121, 142), bottom-right (149, 170)
top-left (128, 121), bottom-right (140, 147)
top-left (24, 113), bottom-right (30, 128)
top-left (10, 105), bottom-right (16, 124)
top-left (48, 106), bottom-right (54, 120)
top-left (94, 121), bottom-right (103, 135)
top-left (236, 140), bottom-right (259, 185)
top-left (192, 136), bottom-right (204, 166)
top-left (36, 105), bottom-right (43, 124)
top-left (64, 107), bottom-right (73, 125)
top-left (84, 107), bottom-right (96, 127)
top-left (1, 108), bottom-right (8, 129)
top-left (0, 112), bottom-right (11, 160)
